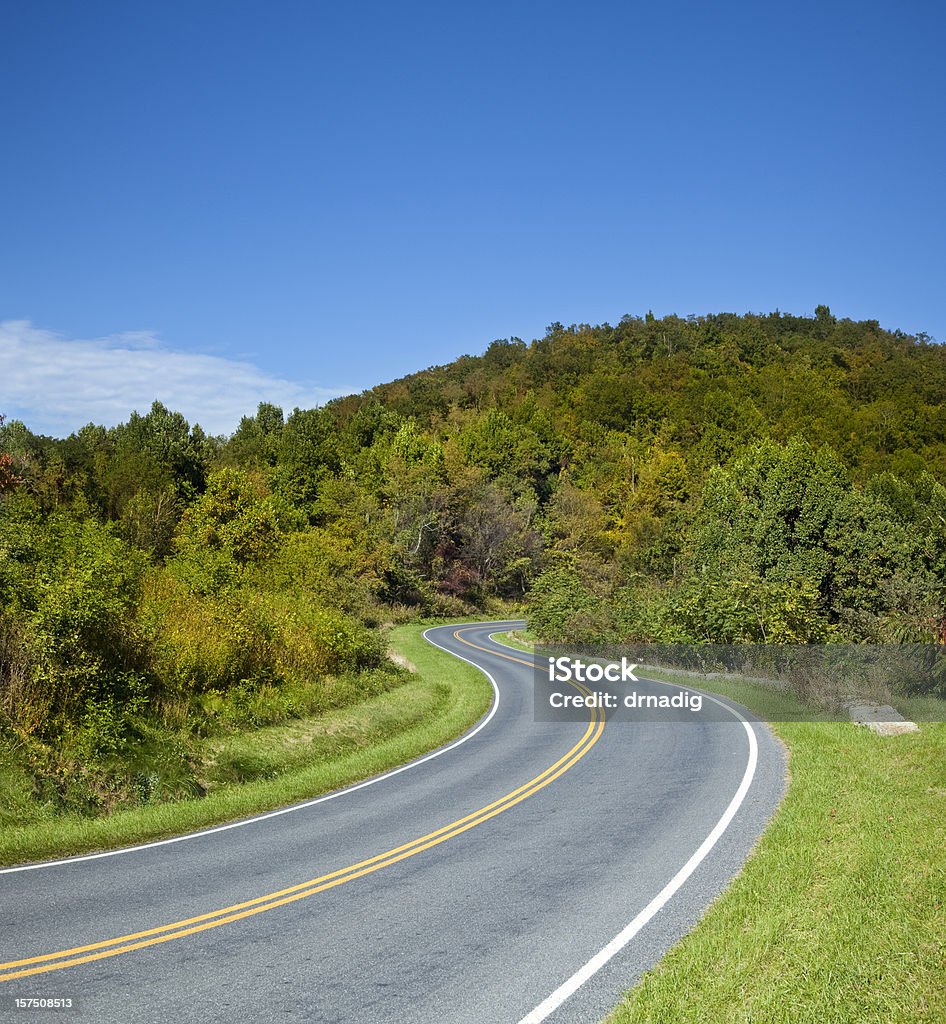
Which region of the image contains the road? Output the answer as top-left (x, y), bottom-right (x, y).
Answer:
top-left (0, 622), bottom-right (786, 1023)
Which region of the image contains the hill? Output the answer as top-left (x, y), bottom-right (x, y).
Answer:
top-left (1, 306), bottom-right (945, 812)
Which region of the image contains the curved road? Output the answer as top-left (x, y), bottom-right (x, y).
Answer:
top-left (0, 622), bottom-right (786, 1023)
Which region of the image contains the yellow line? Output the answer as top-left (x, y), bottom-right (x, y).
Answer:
top-left (2, 724), bottom-right (600, 981)
top-left (452, 628), bottom-right (538, 669)
top-left (2, 629), bottom-right (560, 971)
top-left (3, 717), bottom-right (597, 971)
top-left (0, 626), bottom-right (603, 981)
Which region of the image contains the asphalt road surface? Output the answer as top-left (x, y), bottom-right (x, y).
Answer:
top-left (0, 622), bottom-right (786, 1023)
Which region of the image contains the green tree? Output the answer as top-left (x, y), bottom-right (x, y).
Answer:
top-left (272, 407), bottom-right (341, 510)
top-left (173, 469), bottom-right (292, 593)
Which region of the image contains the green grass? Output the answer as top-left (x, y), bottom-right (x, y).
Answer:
top-left (492, 630), bottom-right (945, 1022)
top-left (490, 628), bottom-right (535, 653)
top-left (607, 717), bottom-right (946, 1024)
top-left (0, 623), bottom-right (492, 866)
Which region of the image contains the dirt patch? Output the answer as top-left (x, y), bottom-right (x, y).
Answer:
top-left (388, 650), bottom-right (417, 674)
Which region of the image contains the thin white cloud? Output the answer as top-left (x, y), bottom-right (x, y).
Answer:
top-left (0, 320), bottom-right (349, 437)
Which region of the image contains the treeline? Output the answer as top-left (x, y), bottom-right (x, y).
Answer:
top-left (2, 306), bottom-right (946, 793)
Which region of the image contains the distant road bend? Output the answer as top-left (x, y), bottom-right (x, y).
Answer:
top-left (0, 622), bottom-right (786, 1023)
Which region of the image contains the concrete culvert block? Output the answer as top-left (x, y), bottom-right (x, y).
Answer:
top-left (843, 700), bottom-right (920, 736)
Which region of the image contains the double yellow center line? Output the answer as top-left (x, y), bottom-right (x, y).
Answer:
top-left (1, 628), bottom-right (604, 981)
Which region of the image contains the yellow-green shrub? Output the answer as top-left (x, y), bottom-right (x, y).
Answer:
top-left (142, 572), bottom-right (384, 699)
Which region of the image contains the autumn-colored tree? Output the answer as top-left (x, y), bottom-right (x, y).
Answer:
top-left (0, 414), bottom-right (20, 496)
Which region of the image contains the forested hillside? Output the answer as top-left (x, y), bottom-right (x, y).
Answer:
top-left (2, 307), bottom-right (945, 812)
top-left (347, 306), bottom-right (946, 645)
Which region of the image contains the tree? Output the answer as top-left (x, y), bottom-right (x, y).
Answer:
top-left (113, 401), bottom-right (210, 500)
top-left (454, 486), bottom-right (542, 598)
top-left (0, 414), bottom-right (21, 497)
top-left (223, 403), bottom-right (284, 469)
top-left (120, 484), bottom-right (180, 559)
top-left (528, 565), bottom-right (609, 643)
top-left (272, 407), bottom-right (341, 510)
top-left (684, 437), bottom-right (934, 639)
top-left (173, 469), bottom-right (290, 593)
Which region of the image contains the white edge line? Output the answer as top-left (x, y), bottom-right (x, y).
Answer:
top-left (0, 621), bottom-right (519, 875)
top-left (517, 687), bottom-right (759, 1024)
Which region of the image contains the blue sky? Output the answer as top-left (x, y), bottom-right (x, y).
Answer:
top-left (2, 0), bottom-right (944, 436)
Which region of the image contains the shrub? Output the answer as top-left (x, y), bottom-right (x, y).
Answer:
top-left (143, 574), bottom-right (385, 701)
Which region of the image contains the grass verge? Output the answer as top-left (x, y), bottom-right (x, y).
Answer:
top-left (0, 623), bottom-right (492, 867)
top-left (489, 627), bottom-right (535, 653)
top-left (608, 714), bottom-right (946, 1024)
top-left (491, 632), bottom-right (945, 1024)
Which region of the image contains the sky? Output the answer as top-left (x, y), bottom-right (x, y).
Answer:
top-left (2, 0), bottom-right (944, 437)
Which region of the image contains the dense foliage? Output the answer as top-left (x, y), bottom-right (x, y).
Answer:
top-left (1, 307), bottom-right (945, 808)
top-left (347, 307), bottom-right (946, 648)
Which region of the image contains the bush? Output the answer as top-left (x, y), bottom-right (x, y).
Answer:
top-left (528, 565), bottom-right (610, 643)
top-left (143, 574), bottom-right (385, 700)
top-left (0, 506), bottom-right (150, 736)
top-left (143, 575), bottom-right (275, 695)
